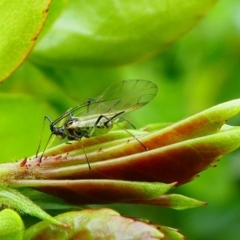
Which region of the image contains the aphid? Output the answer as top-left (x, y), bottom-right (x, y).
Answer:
top-left (36, 79), bottom-right (158, 168)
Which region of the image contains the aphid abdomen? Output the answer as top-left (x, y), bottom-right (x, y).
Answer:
top-left (88, 122), bottom-right (113, 137)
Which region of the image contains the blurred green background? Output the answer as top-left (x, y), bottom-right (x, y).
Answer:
top-left (1, 0), bottom-right (240, 239)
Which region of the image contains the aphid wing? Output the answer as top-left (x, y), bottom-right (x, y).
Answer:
top-left (61, 79), bottom-right (158, 120)
top-left (95, 79), bottom-right (158, 113)
top-left (52, 101), bottom-right (93, 126)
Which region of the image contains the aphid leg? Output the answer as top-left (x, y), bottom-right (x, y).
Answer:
top-left (119, 116), bottom-right (136, 129)
top-left (82, 143), bottom-right (91, 170)
top-left (37, 133), bottom-right (53, 165)
top-left (36, 115), bottom-right (51, 157)
top-left (36, 116), bottom-right (54, 165)
top-left (73, 134), bottom-right (91, 170)
top-left (94, 111), bottom-right (124, 127)
top-left (87, 97), bottom-right (97, 104)
top-left (94, 113), bottom-right (148, 151)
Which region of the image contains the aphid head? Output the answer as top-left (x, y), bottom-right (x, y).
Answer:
top-left (50, 124), bottom-right (66, 139)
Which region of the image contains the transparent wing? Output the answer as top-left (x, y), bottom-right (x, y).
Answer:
top-left (51, 101), bottom-right (92, 125)
top-left (74, 79), bottom-right (157, 117)
top-left (53, 79), bottom-right (158, 125)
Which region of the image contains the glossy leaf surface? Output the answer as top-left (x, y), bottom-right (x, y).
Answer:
top-left (31, 0), bottom-right (218, 67)
top-left (0, 0), bottom-right (51, 81)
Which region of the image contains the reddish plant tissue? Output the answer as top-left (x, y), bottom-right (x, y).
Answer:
top-left (3, 99), bottom-right (240, 205)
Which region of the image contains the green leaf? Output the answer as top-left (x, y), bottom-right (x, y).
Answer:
top-left (0, 187), bottom-right (64, 226)
top-left (6, 98), bottom-right (238, 187)
top-left (0, 0), bottom-right (51, 81)
top-left (18, 188), bottom-right (83, 211)
top-left (131, 194), bottom-right (206, 210)
top-left (159, 226), bottom-right (184, 240)
top-left (0, 209), bottom-right (24, 240)
top-left (24, 208), bottom-right (165, 240)
top-left (8, 180), bottom-right (175, 205)
top-left (31, 0), bottom-right (218, 67)
top-left (1, 99), bottom-right (240, 204)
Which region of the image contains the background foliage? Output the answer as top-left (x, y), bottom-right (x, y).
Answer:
top-left (1, 0), bottom-right (240, 239)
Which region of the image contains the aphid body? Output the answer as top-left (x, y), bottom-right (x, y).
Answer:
top-left (37, 79), bottom-right (158, 167)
